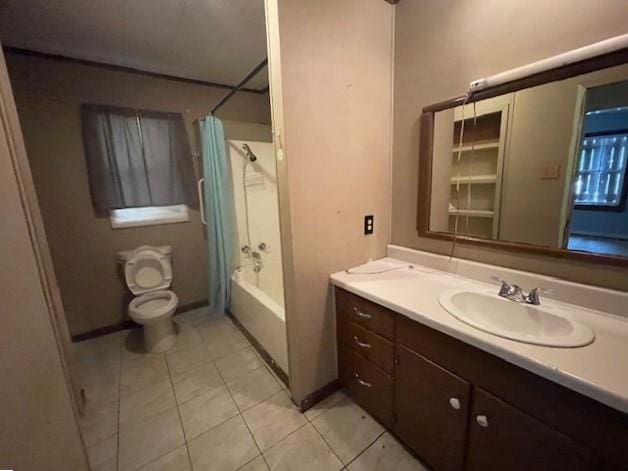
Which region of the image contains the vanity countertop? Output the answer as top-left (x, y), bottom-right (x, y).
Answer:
top-left (331, 257), bottom-right (628, 415)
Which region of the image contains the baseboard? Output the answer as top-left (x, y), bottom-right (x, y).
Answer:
top-left (226, 309), bottom-right (289, 387)
top-left (298, 379), bottom-right (341, 413)
top-left (71, 299), bottom-right (209, 342)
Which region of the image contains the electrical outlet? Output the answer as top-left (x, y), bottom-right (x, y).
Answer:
top-left (364, 215), bottom-right (374, 235)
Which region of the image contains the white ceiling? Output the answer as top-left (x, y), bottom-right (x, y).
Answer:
top-left (0, 0), bottom-right (269, 89)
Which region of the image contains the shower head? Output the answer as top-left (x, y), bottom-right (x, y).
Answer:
top-left (242, 143), bottom-right (257, 162)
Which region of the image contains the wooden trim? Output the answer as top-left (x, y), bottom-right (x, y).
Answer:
top-left (384, 0), bottom-right (401, 4)
top-left (416, 47), bottom-right (628, 268)
top-left (71, 300), bottom-right (209, 342)
top-left (298, 379), bottom-right (342, 413)
top-left (3, 46), bottom-right (268, 95)
top-left (226, 310), bottom-right (289, 387)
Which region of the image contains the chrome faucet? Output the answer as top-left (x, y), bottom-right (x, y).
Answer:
top-left (492, 277), bottom-right (551, 305)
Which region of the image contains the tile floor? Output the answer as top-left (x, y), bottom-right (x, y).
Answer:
top-left (73, 307), bottom-right (427, 471)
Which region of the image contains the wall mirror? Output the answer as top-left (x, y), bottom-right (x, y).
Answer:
top-left (418, 48), bottom-right (628, 265)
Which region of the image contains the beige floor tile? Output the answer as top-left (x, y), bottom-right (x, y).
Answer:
top-left (347, 433), bottom-right (427, 471)
top-left (86, 434), bottom-right (117, 471)
top-left (242, 391), bottom-right (307, 451)
top-left (239, 455), bottom-right (270, 471)
top-left (179, 385), bottom-right (239, 440)
top-left (226, 366), bottom-right (282, 411)
top-left (120, 331), bottom-right (164, 370)
top-left (198, 320), bottom-right (236, 344)
top-left (79, 364), bottom-right (120, 407)
top-left (215, 347), bottom-right (263, 383)
top-left (204, 328), bottom-right (249, 359)
top-left (188, 415), bottom-right (260, 471)
top-left (174, 306), bottom-right (212, 325)
top-left (166, 345), bottom-right (211, 376)
top-left (137, 445), bottom-right (191, 471)
top-left (118, 407), bottom-right (185, 471)
top-left (79, 400), bottom-right (118, 446)
top-left (172, 362), bottom-right (224, 404)
top-left (311, 398), bottom-right (383, 465)
top-left (264, 423), bottom-right (342, 471)
top-left (168, 325), bottom-right (205, 353)
top-left (119, 379), bottom-right (176, 427)
top-left (304, 390), bottom-right (348, 421)
top-left (120, 356), bottom-right (170, 397)
top-left (73, 332), bottom-right (122, 365)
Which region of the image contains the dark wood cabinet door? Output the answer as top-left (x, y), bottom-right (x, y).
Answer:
top-left (338, 345), bottom-right (394, 429)
top-left (395, 345), bottom-right (470, 471)
top-left (466, 388), bottom-right (598, 471)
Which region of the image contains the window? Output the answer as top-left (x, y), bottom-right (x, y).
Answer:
top-left (81, 104), bottom-right (197, 227)
top-left (574, 132), bottom-right (628, 209)
top-left (110, 204), bottom-right (189, 228)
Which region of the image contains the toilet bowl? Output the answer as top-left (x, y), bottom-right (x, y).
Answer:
top-left (118, 245), bottom-right (179, 353)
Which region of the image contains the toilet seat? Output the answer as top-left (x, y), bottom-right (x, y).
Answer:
top-left (128, 290), bottom-right (178, 323)
top-left (124, 246), bottom-right (172, 295)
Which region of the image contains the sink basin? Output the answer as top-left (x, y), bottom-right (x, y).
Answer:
top-left (439, 289), bottom-right (595, 347)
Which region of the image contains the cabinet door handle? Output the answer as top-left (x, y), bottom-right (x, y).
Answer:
top-left (353, 307), bottom-right (372, 319)
top-left (476, 415), bottom-right (488, 428)
top-left (353, 336), bottom-right (372, 349)
top-left (354, 373), bottom-right (372, 388)
top-left (449, 397), bottom-right (461, 410)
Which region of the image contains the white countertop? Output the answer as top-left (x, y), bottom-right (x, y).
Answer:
top-left (331, 257), bottom-right (628, 415)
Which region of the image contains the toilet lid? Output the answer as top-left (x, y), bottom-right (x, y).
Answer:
top-left (124, 247), bottom-right (172, 295)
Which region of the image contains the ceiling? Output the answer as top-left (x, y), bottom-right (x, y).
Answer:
top-left (0, 0), bottom-right (269, 90)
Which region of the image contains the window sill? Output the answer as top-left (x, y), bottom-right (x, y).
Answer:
top-left (110, 205), bottom-right (190, 229)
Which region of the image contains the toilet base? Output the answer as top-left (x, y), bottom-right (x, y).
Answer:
top-left (143, 318), bottom-right (176, 353)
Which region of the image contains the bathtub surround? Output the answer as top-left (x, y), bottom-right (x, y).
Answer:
top-left (228, 139), bottom-right (287, 373)
top-left (392, 0), bottom-right (628, 290)
top-left (6, 51), bottom-right (271, 335)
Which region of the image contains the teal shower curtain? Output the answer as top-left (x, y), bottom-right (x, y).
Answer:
top-left (201, 116), bottom-right (236, 313)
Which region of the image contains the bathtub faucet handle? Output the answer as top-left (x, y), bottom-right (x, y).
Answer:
top-left (258, 242), bottom-right (268, 252)
top-left (241, 245), bottom-right (250, 255)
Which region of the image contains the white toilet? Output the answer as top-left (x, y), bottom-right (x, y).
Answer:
top-left (118, 245), bottom-right (179, 353)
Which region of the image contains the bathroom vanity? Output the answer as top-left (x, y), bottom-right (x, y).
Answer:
top-left (332, 255), bottom-right (628, 471)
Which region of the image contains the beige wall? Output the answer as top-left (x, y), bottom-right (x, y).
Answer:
top-left (0, 50), bottom-right (88, 470)
top-left (393, 0), bottom-right (628, 291)
top-left (7, 52), bottom-right (271, 335)
top-left (270, 0), bottom-right (394, 403)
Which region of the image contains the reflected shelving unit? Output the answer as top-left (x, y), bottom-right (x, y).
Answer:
top-left (448, 103), bottom-right (510, 239)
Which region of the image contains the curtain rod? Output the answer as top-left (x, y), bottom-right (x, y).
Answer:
top-left (210, 58), bottom-right (268, 115)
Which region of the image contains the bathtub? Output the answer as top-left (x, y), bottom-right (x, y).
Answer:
top-left (229, 265), bottom-right (288, 374)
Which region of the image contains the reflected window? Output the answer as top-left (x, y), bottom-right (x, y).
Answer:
top-left (574, 109), bottom-right (628, 209)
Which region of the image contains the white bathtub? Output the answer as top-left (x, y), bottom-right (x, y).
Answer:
top-left (230, 266), bottom-right (288, 374)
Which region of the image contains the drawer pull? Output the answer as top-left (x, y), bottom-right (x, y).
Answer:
top-left (476, 415), bottom-right (488, 428)
top-left (353, 307), bottom-right (372, 319)
top-left (449, 397), bottom-right (461, 410)
top-left (354, 373), bottom-right (372, 388)
top-left (353, 336), bottom-right (372, 349)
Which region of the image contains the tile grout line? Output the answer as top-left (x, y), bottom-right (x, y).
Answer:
top-left (308, 415), bottom-right (347, 467)
top-left (164, 342), bottom-right (195, 471)
top-left (343, 429), bottom-right (387, 469)
top-left (198, 313), bottom-right (271, 470)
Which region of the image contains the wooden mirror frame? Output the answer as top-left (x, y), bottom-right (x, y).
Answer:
top-left (417, 47), bottom-right (628, 267)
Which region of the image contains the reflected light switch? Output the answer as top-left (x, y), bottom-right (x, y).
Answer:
top-left (540, 164), bottom-right (561, 180)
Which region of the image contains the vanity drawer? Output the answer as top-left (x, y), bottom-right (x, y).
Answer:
top-left (335, 287), bottom-right (395, 340)
top-left (338, 320), bottom-right (394, 374)
top-left (339, 344), bottom-right (394, 429)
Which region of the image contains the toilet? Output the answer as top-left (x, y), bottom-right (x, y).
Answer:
top-left (118, 245), bottom-right (179, 353)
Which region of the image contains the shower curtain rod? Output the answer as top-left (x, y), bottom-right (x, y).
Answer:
top-left (208, 58), bottom-right (268, 116)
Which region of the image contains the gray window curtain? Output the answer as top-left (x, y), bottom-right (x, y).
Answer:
top-left (81, 104), bottom-right (197, 211)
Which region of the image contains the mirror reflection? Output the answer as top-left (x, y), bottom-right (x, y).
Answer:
top-left (429, 64), bottom-right (628, 258)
